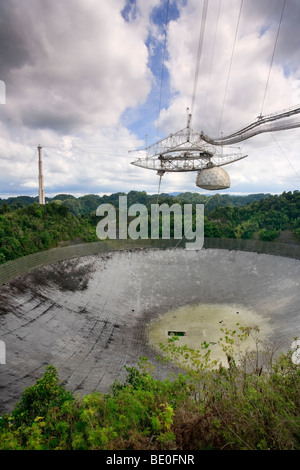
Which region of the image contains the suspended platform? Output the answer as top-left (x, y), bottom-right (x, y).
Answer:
top-left (130, 111), bottom-right (247, 190)
top-left (130, 104), bottom-right (300, 190)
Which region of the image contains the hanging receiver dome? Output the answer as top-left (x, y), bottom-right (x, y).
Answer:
top-left (196, 166), bottom-right (230, 190)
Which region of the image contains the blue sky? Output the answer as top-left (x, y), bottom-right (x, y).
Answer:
top-left (0, 0), bottom-right (299, 198)
top-left (120, 0), bottom-right (181, 144)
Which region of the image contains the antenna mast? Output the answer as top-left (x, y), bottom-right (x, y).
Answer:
top-left (38, 145), bottom-right (45, 205)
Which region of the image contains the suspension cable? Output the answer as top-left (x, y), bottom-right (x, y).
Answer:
top-left (156, 0), bottom-right (170, 139)
top-left (190, 0), bottom-right (209, 125)
top-left (260, 0), bottom-right (286, 116)
top-left (12, 148), bottom-right (37, 193)
top-left (201, 0), bottom-right (221, 130)
top-left (268, 131), bottom-right (300, 183)
top-left (217, 0), bottom-right (244, 136)
top-left (155, 173), bottom-right (164, 205)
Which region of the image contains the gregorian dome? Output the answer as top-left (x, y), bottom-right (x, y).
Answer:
top-left (196, 166), bottom-right (231, 190)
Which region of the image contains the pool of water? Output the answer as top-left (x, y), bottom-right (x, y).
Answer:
top-left (147, 302), bottom-right (273, 366)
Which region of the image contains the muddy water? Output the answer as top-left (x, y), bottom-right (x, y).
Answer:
top-left (147, 303), bottom-right (273, 366)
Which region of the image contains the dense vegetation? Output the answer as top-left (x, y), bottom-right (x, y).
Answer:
top-left (0, 190), bottom-right (299, 264)
top-left (0, 327), bottom-right (299, 450)
top-left (0, 192), bottom-right (299, 450)
top-left (0, 202), bottom-right (97, 264)
top-left (204, 190), bottom-right (300, 241)
top-left (0, 191), bottom-right (269, 215)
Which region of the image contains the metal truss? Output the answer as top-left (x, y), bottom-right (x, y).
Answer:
top-left (130, 112), bottom-right (247, 173)
top-left (130, 104), bottom-right (300, 174)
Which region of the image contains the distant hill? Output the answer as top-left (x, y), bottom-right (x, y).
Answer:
top-left (0, 190), bottom-right (299, 264)
top-left (0, 191), bottom-right (270, 216)
top-left (204, 190), bottom-right (300, 241)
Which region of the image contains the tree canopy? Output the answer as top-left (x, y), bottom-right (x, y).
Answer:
top-left (0, 190), bottom-right (299, 264)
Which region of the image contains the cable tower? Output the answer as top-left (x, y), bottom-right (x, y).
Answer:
top-left (38, 145), bottom-right (45, 205)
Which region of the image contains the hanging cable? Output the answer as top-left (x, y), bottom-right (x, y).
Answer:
top-left (154, 1), bottom-right (170, 204)
top-left (11, 148), bottom-right (37, 193)
top-left (260, 0), bottom-right (286, 116)
top-left (190, 0), bottom-right (209, 124)
top-left (156, 173), bottom-right (163, 204)
top-left (217, 0), bottom-right (244, 136)
top-left (156, 0), bottom-right (170, 139)
top-left (268, 130), bottom-right (300, 183)
top-left (201, 0), bottom-right (221, 130)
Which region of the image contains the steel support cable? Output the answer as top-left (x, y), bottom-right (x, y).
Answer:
top-left (217, 0), bottom-right (244, 136)
top-left (155, 173), bottom-right (164, 205)
top-left (268, 130), bottom-right (300, 183)
top-left (205, 0), bottom-right (288, 146)
top-left (156, 0), bottom-right (170, 139)
top-left (155, 0), bottom-right (170, 205)
top-left (260, 0), bottom-right (287, 116)
top-left (201, 0), bottom-right (221, 130)
top-left (190, 0), bottom-right (209, 124)
top-left (12, 148), bottom-right (37, 191)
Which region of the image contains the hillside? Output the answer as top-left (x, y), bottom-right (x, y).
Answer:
top-left (0, 191), bottom-right (299, 264)
top-left (0, 191), bottom-right (269, 215)
top-left (205, 190), bottom-right (300, 241)
top-left (0, 202), bottom-right (97, 264)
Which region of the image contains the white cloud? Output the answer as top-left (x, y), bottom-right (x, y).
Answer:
top-left (3, 0), bottom-right (154, 132)
top-left (160, 0), bottom-right (300, 131)
top-left (0, 0), bottom-right (299, 198)
top-left (152, 0), bottom-right (300, 194)
top-left (0, 0), bottom-right (159, 196)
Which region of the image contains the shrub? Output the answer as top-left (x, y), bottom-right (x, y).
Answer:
top-left (0, 335), bottom-right (299, 450)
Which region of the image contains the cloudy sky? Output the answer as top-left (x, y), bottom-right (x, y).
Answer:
top-left (0, 0), bottom-right (300, 198)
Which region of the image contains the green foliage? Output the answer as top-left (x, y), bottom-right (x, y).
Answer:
top-left (0, 359), bottom-right (189, 450)
top-left (0, 190), bottom-right (299, 265)
top-left (0, 190), bottom-right (269, 215)
top-left (0, 365), bottom-right (75, 450)
top-left (159, 327), bottom-right (300, 450)
top-left (0, 202), bottom-right (98, 264)
top-left (0, 335), bottom-right (299, 450)
top-left (259, 228), bottom-right (280, 241)
top-left (295, 227), bottom-right (300, 239)
top-left (7, 365), bottom-right (74, 425)
top-left (205, 190), bottom-right (300, 241)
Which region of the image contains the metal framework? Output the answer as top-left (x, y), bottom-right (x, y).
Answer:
top-left (130, 105), bottom-right (300, 176)
top-left (130, 110), bottom-right (247, 175)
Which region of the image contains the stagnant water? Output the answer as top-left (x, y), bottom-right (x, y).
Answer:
top-left (147, 302), bottom-right (273, 366)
